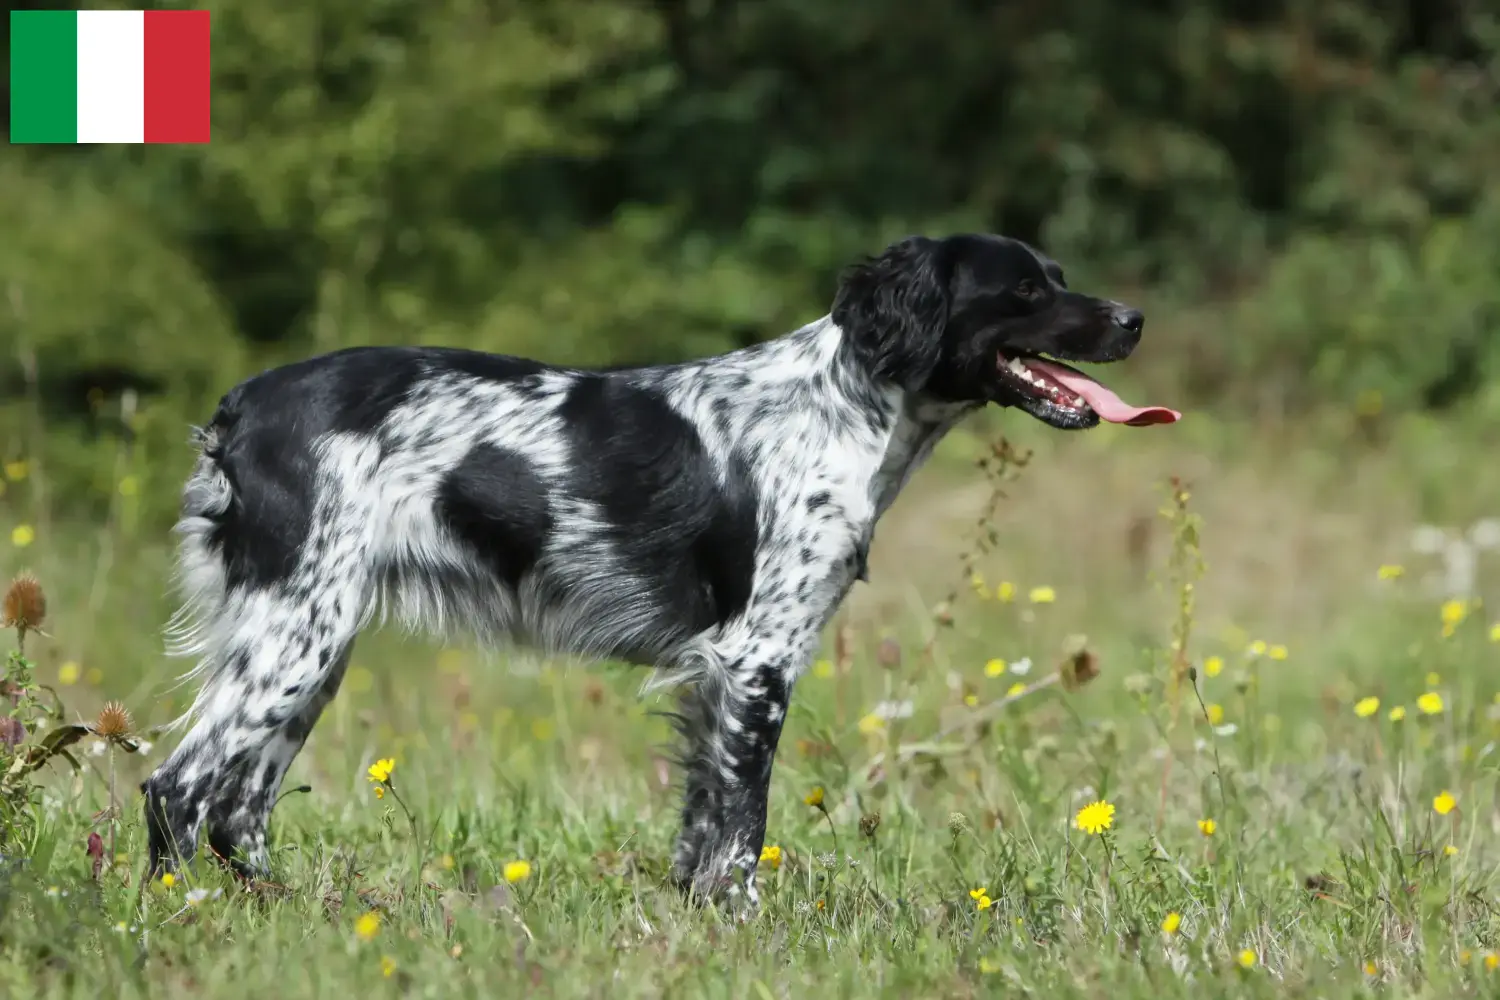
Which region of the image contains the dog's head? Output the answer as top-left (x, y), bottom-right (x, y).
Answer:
top-left (832, 234), bottom-right (1177, 429)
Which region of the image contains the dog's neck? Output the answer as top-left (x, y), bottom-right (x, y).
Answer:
top-left (735, 316), bottom-right (978, 519)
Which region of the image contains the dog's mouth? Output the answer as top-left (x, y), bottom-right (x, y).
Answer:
top-left (996, 352), bottom-right (1181, 429)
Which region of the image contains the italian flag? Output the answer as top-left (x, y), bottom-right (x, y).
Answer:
top-left (9, 9), bottom-right (210, 144)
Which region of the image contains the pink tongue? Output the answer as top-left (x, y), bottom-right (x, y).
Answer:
top-left (1024, 359), bottom-right (1181, 426)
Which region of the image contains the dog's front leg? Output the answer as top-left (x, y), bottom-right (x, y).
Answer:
top-left (673, 653), bottom-right (796, 911)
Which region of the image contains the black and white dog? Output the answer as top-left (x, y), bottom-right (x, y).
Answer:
top-left (143, 233), bottom-right (1176, 903)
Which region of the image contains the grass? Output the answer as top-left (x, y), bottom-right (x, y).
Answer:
top-left (2, 418), bottom-right (1500, 999)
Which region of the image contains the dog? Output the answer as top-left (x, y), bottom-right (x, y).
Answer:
top-left (142, 233), bottom-right (1176, 904)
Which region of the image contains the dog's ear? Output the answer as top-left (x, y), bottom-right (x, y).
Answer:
top-left (832, 236), bottom-right (949, 392)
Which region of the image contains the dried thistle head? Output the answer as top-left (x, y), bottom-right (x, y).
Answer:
top-left (859, 811), bottom-right (881, 841)
top-left (2, 572), bottom-right (46, 633)
top-left (95, 701), bottom-right (133, 740)
top-left (1058, 634), bottom-right (1100, 692)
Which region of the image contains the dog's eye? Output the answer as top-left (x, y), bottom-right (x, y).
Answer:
top-left (1015, 280), bottom-right (1040, 300)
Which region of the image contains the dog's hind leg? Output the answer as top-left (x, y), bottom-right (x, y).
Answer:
top-left (144, 512), bottom-right (376, 878)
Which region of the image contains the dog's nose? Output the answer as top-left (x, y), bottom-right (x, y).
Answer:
top-left (1112, 308), bottom-right (1144, 334)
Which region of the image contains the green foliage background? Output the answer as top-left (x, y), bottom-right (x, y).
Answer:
top-left (3, 0), bottom-right (1500, 520)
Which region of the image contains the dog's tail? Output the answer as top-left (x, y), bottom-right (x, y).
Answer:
top-left (162, 411), bottom-right (238, 716)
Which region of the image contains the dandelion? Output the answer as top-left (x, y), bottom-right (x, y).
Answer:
top-left (57, 662), bottom-right (80, 686)
top-left (1377, 564), bottom-right (1404, 580)
top-left (1444, 844), bottom-right (1458, 857)
top-left (759, 845), bottom-right (782, 869)
top-left (380, 956), bottom-right (396, 978)
top-left (1028, 586), bottom-right (1056, 604)
top-left (503, 860), bottom-right (532, 883)
top-left (1238, 949), bottom-right (1257, 969)
top-left (1268, 644), bottom-right (1288, 661)
top-left (1354, 696), bottom-right (1380, 718)
top-left (1388, 706), bottom-right (1406, 722)
top-left (159, 873), bottom-right (176, 889)
top-left (804, 786), bottom-right (825, 808)
top-left (1418, 692), bottom-right (1445, 715)
top-left (1006, 681), bottom-right (1026, 697)
top-left (1441, 599), bottom-right (1467, 631)
top-left (1197, 818), bottom-right (1217, 837)
top-left (11, 524), bottom-right (34, 548)
top-left (1074, 800), bottom-right (1115, 835)
top-left (1247, 639), bottom-right (1267, 657)
top-left (366, 757), bottom-right (395, 784)
top-left (985, 658), bottom-right (1007, 677)
top-left (94, 702), bottom-right (132, 740)
top-left (354, 911), bottom-right (380, 942)
top-left (1161, 912), bottom-right (1181, 934)
top-left (1433, 791), bottom-right (1457, 816)
top-left (1485, 952), bottom-right (1499, 972)
top-left (857, 713), bottom-right (885, 735)
top-left (1205, 703), bottom-right (1225, 726)
top-left (997, 581), bottom-right (1015, 603)
top-left (1203, 655), bottom-right (1223, 678)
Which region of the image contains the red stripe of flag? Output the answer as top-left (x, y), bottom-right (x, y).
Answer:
top-left (143, 10), bottom-right (211, 144)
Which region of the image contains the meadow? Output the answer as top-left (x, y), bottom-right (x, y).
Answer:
top-left (1, 404), bottom-right (1498, 999)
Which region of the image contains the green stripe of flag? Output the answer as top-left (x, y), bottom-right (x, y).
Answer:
top-left (10, 10), bottom-right (80, 143)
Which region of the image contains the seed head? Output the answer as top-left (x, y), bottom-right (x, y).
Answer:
top-left (2, 572), bottom-right (46, 634)
top-left (95, 702), bottom-right (133, 740)
top-left (859, 811), bottom-right (881, 841)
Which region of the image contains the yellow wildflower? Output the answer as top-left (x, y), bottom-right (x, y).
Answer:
top-left (58, 662), bottom-right (81, 686)
top-left (1354, 696), bottom-right (1380, 718)
top-left (12, 524), bottom-right (35, 548)
top-left (1441, 599), bottom-right (1467, 628)
top-left (969, 887), bottom-right (987, 900)
top-left (978, 957), bottom-right (1000, 974)
top-left (997, 581), bottom-right (1015, 603)
top-left (1268, 644), bottom-right (1288, 661)
top-left (759, 845), bottom-right (782, 869)
top-left (1433, 790), bottom-right (1457, 816)
top-left (1161, 912), bottom-right (1181, 934)
top-left (1485, 952), bottom-right (1499, 972)
top-left (1203, 656), bottom-right (1223, 678)
top-left (366, 757), bottom-right (395, 784)
top-left (857, 713), bottom-right (885, 735)
top-left (1247, 639), bottom-right (1267, 657)
top-left (1074, 800), bottom-right (1115, 836)
top-left (118, 476), bottom-right (139, 497)
top-left (1425, 671), bottom-right (1441, 688)
top-left (813, 658), bottom-right (835, 678)
top-left (3, 461), bottom-right (26, 482)
top-left (1388, 705), bottom-right (1406, 722)
top-left (1377, 564), bottom-right (1404, 580)
top-left (963, 693), bottom-right (978, 707)
top-left (1364, 960), bottom-right (1377, 976)
top-left (1206, 703), bottom-right (1225, 726)
top-left (1006, 681), bottom-right (1026, 697)
top-left (159, 873), bottom-right (175, 889)
top-left (380, 956), bottom-right (396, 978)
top-left (1444, 844), bottom-right (1458, 857)
top-left (373, 786), bottom-right (385, 800)
top-left (1197, 818), bottom-right (1216, 837)
top-left (530, 718), bottom-right (555, 742)
top-left (804, 786), bottom-right (825, 808)
top-left (1490, 623), bottom-right (1500, 643)
top-left (974, 893), bottom-right (993, 911)
top-left (503, 860), bottom-right (532, 883)
top-left (1028, 586), bottom-right (1056, 604)
top-left (1418, 691), bottom-right (1445, 715)
top-left (1238, 949), bottom-right (1257, 969)
top-left (985, 658), bottom-right (1007, 677)
top-left (354, 911), bottom-right (380, 942)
